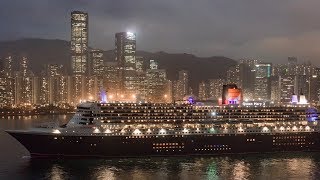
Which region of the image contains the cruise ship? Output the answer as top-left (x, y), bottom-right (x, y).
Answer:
top-left (6, 100), bottom-right (320, 157)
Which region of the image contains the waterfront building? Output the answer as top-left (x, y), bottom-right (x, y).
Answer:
top-left (14, 57), bottom-right (34, 106)
top-left (0, 56), bottom-right (14, 107)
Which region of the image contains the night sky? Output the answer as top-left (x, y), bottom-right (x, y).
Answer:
top-left (1, 0), bottom-right (320, 65)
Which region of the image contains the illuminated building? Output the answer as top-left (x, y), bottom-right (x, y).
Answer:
top-left (272, 64), bottom-right (287, 76)
top-left (38, 76), bottom-right (50, 104)
top-left (15, 57), bottom-right (34, 106)
top-left (72, 75), bottom-right (86, 104)
top-left (115, 32), bottom-right (137, 94)
top-left (198, 81), bottom-right (207, 100)
top-left (90, 49), bottom-right (104, 76)
top-left (270, 76), bottom-right (280, 103)
top-left (103, 62), bottom-right (119, 95)
top-left (310, 68), bottom-right (320, 104)
top-left (176, 70), bottom-right (189, 100)
top-left (226, 65), bottom-right (240, 85)
top-left (254, 63), bottom-right (272, 100)
top-left (71, 11), bottom-right (89, 104)
top-left (0, 56), bottom-right (14, 107)
top-left (71, 11), bottom-right (88, 75)
top-left (86, 76), bottom-right (99, 101)
top-left (145, 60), bottom-right (168, 102)
top-left (46, 64), bottom-right (64, 77)
top-left (135, 56), bottom-right (144, 74)
top-left (56, 76), bottom-right (70, 104)
top-left (287, 57), bottom-right (298, 75)
top-left (222, 84), bottom-right (242, 105)
top-left (149, 60), bottom-right (158, 70)
top-left (239, 59), bottom-right (259, 100)
top-left (279, 75), bottom-right (295, 103)
top-left (208, 79), bottom-right (224, 100)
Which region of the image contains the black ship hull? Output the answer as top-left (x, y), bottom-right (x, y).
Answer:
top-left (6, 131), bottom-right (320, 158)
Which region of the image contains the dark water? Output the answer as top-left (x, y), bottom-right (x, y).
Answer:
top-left (1, 116), bottom-right (320, 179)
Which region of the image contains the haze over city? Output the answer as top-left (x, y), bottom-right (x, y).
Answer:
top-left (1, 0), bottom-right (320, 65)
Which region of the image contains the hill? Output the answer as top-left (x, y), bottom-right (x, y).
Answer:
top-left (0, 38), bottom-right (237, 91)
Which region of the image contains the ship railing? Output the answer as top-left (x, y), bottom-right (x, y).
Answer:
top-left (34, 122), bottom-right (59, 129)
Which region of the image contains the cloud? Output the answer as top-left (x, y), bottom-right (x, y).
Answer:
top-left (0, 0), bottom-right (320, 65)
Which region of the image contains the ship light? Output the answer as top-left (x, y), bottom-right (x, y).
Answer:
top-left (305, 126), bottom-right (310, 131)
top-left (183, 128), bottom-right (189, 133)
top-left (105, 129), bottom-right (112, 134)
top-left (133, 129), bottom-right (141, 134)
top-left (238, 127), bottom-right (243, 131)
top-left (292, 126), bottom-right (297, 131)
top-left (262, 127), bottom-right (269, 131)
top-left (159, 128), bottom-right (166, 134)
top-left (93, 128), bottom-right (100, 133)
top-left (52, 129), bottom-right (61, 134)
top-left (210, 127), bottom-right (215, 133)
top-left (211, 112), bottom-right (217, 116)
top-left (280, 126), bottom-right (285, 131)
top-left (121, 129), bottom-right (126, 133)
top-left (147, 129), bottom-right (152, 133)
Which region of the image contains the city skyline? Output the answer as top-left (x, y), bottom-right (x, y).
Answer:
top-left (1, 1), bottom-right (320, 66)
top-left (1, 9), bottom-right (320, 108)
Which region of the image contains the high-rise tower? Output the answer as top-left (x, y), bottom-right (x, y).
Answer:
top-left (115, 32), bottom-right (137, 93)
top-left (70, 11), bottom-right (88, 104)
top-left (71, 11), bottom-right (88, 75)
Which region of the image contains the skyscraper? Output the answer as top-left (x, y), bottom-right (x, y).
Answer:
top-left (279, 75), bottom-right (295, 103)
top-left (71, 11), bottom-right (88, 75)
top-left (90, 49), bottom-right (104, 76)
top-left (208, 78), bottom-right (225, 100)
top-left (198, 81), bottom-right (207, 100)
top-left (239, 59), bottom-right (259, 100)
top-left (71, 11), bottom-right (88, 104)
top-left (115, 32), bottom-right (137, 94)
top-left (15, 57), bottom-right (34, 106)
top-left (287, 57), bottom-right (298, 76)
top-left (0, 56), bottom-right (14, 107)
top-left (176, 70), bottom-right (189, 100)
top-left (254, 63), bottom-right (272, 100)
top-left (145, 60), bottom-right (168, 102)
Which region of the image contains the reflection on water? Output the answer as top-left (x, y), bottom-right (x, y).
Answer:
top-left (1, 115), bottom-right (320, 179)
top-left (14, 155), bottom-right (319, 180)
